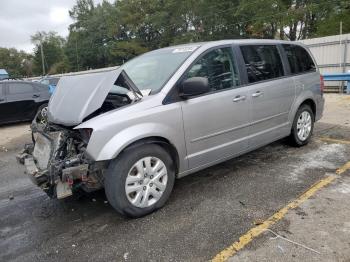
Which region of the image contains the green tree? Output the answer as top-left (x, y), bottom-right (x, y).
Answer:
top-left (67, 0), bottom-right (118, 69)
top-left (63, 0), bottom-right (350, 70)
top-left (31, 31), bottom-right (68, 75)
top-left (0, 47), bottom-right (33, 78)
top-left (312, 0), bottom-right (350, 37)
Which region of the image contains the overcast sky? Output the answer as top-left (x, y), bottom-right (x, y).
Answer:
top-left (0, 0), bottom-right (109, 53)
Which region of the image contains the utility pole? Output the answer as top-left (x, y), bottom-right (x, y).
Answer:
top-left (75, 38), bottom-right (79, 71)
top-left (339, 21), bottom-right (343, 93)
top-left (39, 35), bottom-right (45, 75)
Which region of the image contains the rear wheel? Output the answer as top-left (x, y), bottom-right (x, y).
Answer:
top-left (104, 144), bottom-right (175, 218)
top-left (289, 104), bottom-right (314, 146)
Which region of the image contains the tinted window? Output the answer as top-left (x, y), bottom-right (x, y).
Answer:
top-left (50, 78), bottom-right (59, 85)
top-left (8, 83), bottom-right (34, 94)
top-left (185, 47), bottom-right (240, 91)
top-left (282, 44), bottom-right (316, 74)
top-left (33, 83), bottom-right (49, 92)
top-left (240, 45), bottom-right (284, 83)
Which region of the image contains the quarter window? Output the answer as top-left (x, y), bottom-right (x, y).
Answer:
top-left (282, 44), bottom-right (316, 74)
top-left (8, 83), bottom-right (34, 94)
top-left (240, 45), bottom-right (284, 83)
top-left (185, 47), bottom-right (240, 92)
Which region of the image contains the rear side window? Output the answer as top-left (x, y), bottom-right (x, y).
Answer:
top-left (8, 83), bottom-right (35, 94)
top-left (282, 44), bottom-right (316, 74)
top-left (240, 45), bottom-right (284, 83)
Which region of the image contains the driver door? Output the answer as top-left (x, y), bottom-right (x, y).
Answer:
top-left (180, 47), bottom-right (251, 169)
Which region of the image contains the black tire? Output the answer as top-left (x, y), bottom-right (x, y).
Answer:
top-left (35, 103), bottom-right (48, 123)
top-left (289, 104), bottom-right (314, 147)
top-left (104, 144), bottom-right (175, 218)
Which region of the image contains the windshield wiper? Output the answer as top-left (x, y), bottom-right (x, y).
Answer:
top-left (116, 70), bottom-right (143, 101)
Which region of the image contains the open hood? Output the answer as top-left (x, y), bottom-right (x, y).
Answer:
top-left (48, 68), bottom-right (122, 126)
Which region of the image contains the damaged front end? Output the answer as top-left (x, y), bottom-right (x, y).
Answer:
top-left (17, 119), bottom-right (106, 199)
top-left (17, 69), bottom-right (145, 199)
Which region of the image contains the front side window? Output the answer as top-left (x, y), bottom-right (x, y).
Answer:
top-left (282, 44), bottom-right (316, 74)
top-left (185, 47), bottom-right (240, 91)
top-left (8, 83), bottom-right (34, 94)
top-left (240, 45), bottom-right (284, 83)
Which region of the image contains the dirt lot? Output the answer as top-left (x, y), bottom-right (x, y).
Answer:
top-left (1, 94), bottom-right (350, 262)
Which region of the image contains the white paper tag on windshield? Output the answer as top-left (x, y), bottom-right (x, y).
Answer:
top-left (172, 46), bottom-right (199, 53)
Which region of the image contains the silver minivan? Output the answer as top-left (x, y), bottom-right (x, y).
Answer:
top-left (19, 40), bottom-right (324, 217)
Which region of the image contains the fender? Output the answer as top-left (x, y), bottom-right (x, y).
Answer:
top-left (288, 92), bottom-right (316, 127)
top-left (94, 122), bottom-right (180, 161)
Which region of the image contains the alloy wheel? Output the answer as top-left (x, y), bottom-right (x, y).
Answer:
top-left (125, 156), bottom-right (168, 208)
top-left (297, 111), bottom-right (312, 141)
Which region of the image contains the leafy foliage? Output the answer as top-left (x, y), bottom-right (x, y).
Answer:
top-left (0, 48), bottom-right (33, 78)
top-left (1, 0), bottom-right (350, 77)
top-left (31, 31), bottom-right (69, 75)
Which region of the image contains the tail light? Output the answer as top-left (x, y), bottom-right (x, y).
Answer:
top-left (320, 75), bottom-right (324, 94)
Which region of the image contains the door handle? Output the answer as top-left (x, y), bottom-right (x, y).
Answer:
top-left (32, 94), bottom-right (40, 98)
top-left (252, 91), bottom-right (263, 98)
top-left (233, 95), bottom-right (246, 102)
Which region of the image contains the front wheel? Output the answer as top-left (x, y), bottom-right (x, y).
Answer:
top-left (104, 144), bottom-right (175, 218)
top-left (289, 104), bottom-right (314, 146)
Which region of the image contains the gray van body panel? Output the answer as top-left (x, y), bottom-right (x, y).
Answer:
top-left (48, 68), bottom-right (122, 126)
top-left (74, 39), bottom-right (324, 178)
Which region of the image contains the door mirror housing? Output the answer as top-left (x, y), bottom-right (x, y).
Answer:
top-left (180, 77), bottom-right (210, 98)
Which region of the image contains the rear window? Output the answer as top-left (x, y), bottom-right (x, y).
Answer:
top-left (240, 45), bottom-right (284, 83)
top-left (282, 44), bottom-right (316, 74)
top-left (8, 83), bottom-right (35, 94)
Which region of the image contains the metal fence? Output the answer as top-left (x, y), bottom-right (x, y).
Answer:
top-left (299, 33), bottom-right (350, 92)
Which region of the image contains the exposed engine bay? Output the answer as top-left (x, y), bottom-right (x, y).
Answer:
top-left (17, 70), bottom-right (147, 199)
top-left (17, 118), bottom-right (107, 199)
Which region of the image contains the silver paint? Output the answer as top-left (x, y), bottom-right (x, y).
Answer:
top-left (57, 39), bottom-right (323, 178)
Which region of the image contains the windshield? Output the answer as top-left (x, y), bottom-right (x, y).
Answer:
top-left (120, 46), bottom-right (199, 93)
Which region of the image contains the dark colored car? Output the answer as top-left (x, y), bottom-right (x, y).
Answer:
top-left (0, 80), bottom-right (51, 124)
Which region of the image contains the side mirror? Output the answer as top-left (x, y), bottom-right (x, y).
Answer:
top-left (180, 77), bottom-right (210, 98)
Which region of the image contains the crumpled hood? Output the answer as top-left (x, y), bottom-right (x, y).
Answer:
top-left (48, 68), bottom-right (122, 126)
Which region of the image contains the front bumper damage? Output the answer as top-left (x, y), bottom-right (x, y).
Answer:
top-left (17, 121), bottom-right (105, 199)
